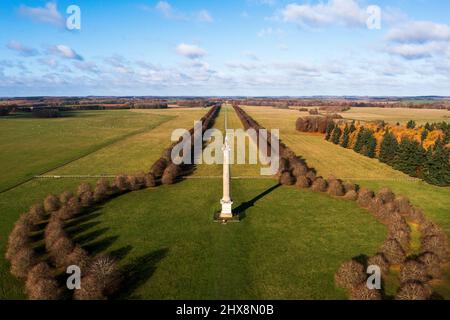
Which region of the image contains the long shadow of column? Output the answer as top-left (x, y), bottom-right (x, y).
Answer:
top-left (234, 183), bottom-right (281, 220)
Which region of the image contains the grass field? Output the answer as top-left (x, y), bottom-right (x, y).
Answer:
top-left (0, 110), bottom-right (172, 193)
top-left (0, 105), bottom-right (393, 300)
top-left (337, 107), bottom-right (449, 125)
top-left (243, 105), bottom-right (450, 298)
top-left (0, 107), bottom-right (207, 299)
top-left (80, 178), bottom-right (386, 299)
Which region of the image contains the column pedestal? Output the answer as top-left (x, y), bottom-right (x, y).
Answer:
top-left (220, 199), bottom-right (234, 219)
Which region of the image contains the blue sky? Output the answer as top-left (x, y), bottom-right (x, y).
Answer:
top-left (1, 0), bottom-right (450, 96)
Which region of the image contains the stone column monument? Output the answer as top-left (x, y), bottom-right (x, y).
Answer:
top-left (220, 134), bottom-right (233, 219)
top-left (219, 106), bottom-right (233, 219)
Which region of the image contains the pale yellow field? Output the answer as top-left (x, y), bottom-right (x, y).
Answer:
top-left (241, 106), bottom-right (413, 181)
top-left (338, 107), bottom-right (449, 125)
top-left (192, 105), bottom-right (263, 177)
top-left (51, 108), bottom-right (207, 176)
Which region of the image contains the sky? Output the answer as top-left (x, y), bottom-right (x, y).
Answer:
top-left (1, 0), bottom-right (450, 97)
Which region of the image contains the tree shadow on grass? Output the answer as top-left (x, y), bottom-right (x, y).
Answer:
top-left (113, 248), bottom-right (169, 300)
top-left (234, 183), bottom-right (281, 220)
top-left (84, 236), bottom-right (119, 256)
top-left (66, 221), bottom-right (102, 237)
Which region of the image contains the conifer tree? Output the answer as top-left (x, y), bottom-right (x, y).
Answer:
top-left (379, 130), bottom-right (398, 165)
top-left (424, 139), bottom-right (450, 186)
top-left (349, 121), bottom-right (356, 133)
top-left (341, 125), bottom-right (350, 148)
top-left (365, 133), bottom-right (377, 158)
top-left (393, 138), bottom-right (426, 177)
top-left (421, 129), bottom-right (428, 143)
top-left (325, 122), bottom-right (335, 141)
top-left (332, 126), bottom-right (342, 145)
top-left (353, 127), bottom-right (365, 153)
top-left (406, 120), bottom-right (416, 129)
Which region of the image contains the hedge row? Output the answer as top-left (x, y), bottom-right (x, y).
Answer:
top-left (5, 179), bottom-right (125, 299)
top-left (5, 105), bottom-right (223, 300)
top-left (232, 105), bottom-right (449, 300)
top-left (295, 116), bottom-right (335, 134)
top-left (151, 105), bottom-right (220, 184)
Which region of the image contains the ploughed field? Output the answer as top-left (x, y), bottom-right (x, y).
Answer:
top-left (2, 105), bottom-right (445, 299)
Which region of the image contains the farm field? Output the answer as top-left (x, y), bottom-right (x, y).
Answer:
top-left (337, 107), bottom-right (449, 125)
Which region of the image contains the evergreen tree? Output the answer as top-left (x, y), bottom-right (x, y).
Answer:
top-left (332, 126), bottom-right (342, 145)
top-left (325, 122), bottom-right (335, 141)
top-left (421, 129), bottom-right (428, 143)
top-left (424, 122), bottom-right (432, 131)
top-left (406, 120), bottom-right (416, 129)
top-left (341, 125), bottom-right (350, 148)
top-left (349, 121), bottom-right (356, 133)
top-left (424, 140), bottom-right (450, 186)
top-left (379, 130), bottom-right (398, 165)
top-left (393, 138), bottom-right (426, 178)
top-left (365, 133), bottom-right (377, 158)
top-left (353, 127), bottom-right (365, 153)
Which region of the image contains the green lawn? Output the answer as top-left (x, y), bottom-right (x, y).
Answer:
top-left (0, 108), bottom-right (205, 299)
top-left (4, 105), bottom-right (448, 299)
top-left (243, 105), bottom-right (450, 298)
top-left (0, 110), bottom-right (173, 193)
top-left (75, 178), bottom-right (386, 299)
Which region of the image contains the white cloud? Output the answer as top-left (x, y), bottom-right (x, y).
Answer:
top-left (386, 42), bottom-right (449, 60)
top-left (156, 1), bottom-right (172, 17)
top-left (386, 21), bottom-right (450, 43)
top-left (155, 1), bottom-right (186, 20)
top-left (51, 45), bottom-right (83, 60)
top-left (258, 27), bottom-right (284, 37)
top-left (280, 0), bottom-right (368, 28)
top-left (152, 2), bottom-right (212, 23)
top-left (6, 41), bottom-right (39, 56)
top-left (18, 2), bottom-right (64, 27)
top-left (384, 19), bottom-right (450, 59)
top-left (73, 61), bottom-right (100, 73)
top-left (226, 62), bottom-right (261, 71)
top-left (241, 51), bottom-right (259, 61)
top-left (197, 10), bottom-right (213, 23)
top-left (176, 43), bottom-right (206, 59)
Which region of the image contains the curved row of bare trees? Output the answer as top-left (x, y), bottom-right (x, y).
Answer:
top-left (5, 105), bottom-right (221, 300)
top-left (233, 105), bottom-right (449, 300)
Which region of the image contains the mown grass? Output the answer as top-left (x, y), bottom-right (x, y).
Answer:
top-left (243, 105), bottom-right (450, 298)
top-left (0, 110), bottom-right (172, 192)
top-left (0, 105), bottom-right (389, 300)
top-left (79, 178), bottom-right (386, 299)
top-left (0, 108), bottom-right (205, 299)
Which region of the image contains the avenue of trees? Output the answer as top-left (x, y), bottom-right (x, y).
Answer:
top-left (5, 106), bottom-right (221, 300)
top-left (236, 105), bottom-right (448, 300)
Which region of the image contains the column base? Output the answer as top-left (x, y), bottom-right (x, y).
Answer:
top-left (220, 199), bottom-right (233, 218)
